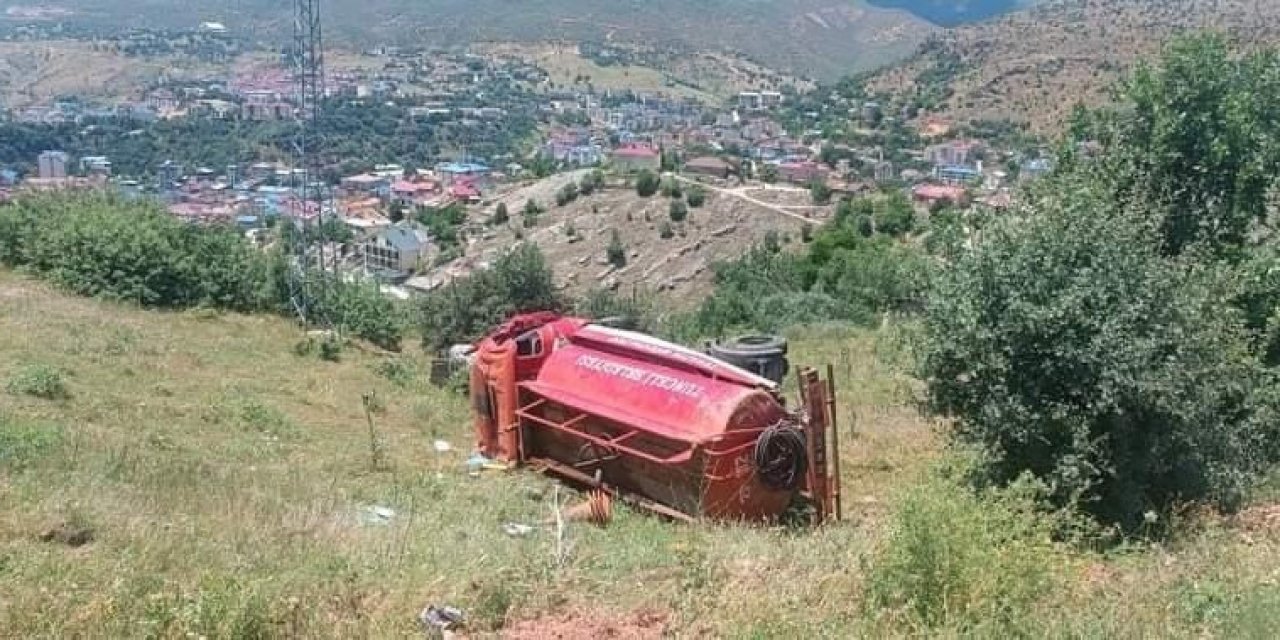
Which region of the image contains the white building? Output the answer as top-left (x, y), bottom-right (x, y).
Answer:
top-left (38, 151), bottom-right (68, 179)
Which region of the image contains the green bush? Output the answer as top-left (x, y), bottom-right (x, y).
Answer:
top-left (575, 288), bottom-right (655, 333)
top-left (685, 185), bottom-right (707, 207)
top-left (2, 193), bottom-right (269, 310)
top-left (635, 170), bottom-right (660, 197)
top-left (669, 200), bottom-right (689, 222)
top-left (919, 182), bottom-right (1280, 530)
top-left (555, 182), bottom-right (579, 206)
top-left (0, 193), bottom-right (405, 351)
top-left (491, 202), bottom-right (510, 225)
top-left (6, 364), bottom-right (68, 400)
top-left (868, 465), bottom-right (1060, 634)
top-left (0, 415), bottom-right (62, 472)
top-left (658, 221), bottom-right (674, 239)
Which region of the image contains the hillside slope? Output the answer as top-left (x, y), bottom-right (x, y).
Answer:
top-left (867, 0), bottom-right (1280, 132)
top-left (4, 0), bottom-right (936, 80)
top-left (437, 173), bottom-right (831, 307)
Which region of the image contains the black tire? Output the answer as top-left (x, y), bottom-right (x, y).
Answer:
top-left (712, 334), bottom-right (787, 358)
top-left (708, 334), bottom-right (789, 383)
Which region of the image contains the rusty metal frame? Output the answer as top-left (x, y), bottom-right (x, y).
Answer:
top-left (516, 397), bottom-right (697, 465)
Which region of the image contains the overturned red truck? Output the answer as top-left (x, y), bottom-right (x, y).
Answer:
top-left (469, 313), bottom-right (842, 523)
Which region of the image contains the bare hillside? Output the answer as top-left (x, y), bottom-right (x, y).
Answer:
top-left (868, 0), bottom-right (1280, 132)
top-left (12, 0), bottom-right (936, 80)
top-left (439, 173), bottom-right (831, 307)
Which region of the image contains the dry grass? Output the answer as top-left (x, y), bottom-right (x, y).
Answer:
top-left (0, 41), bottom-right (219, 109)
top-left (2, 269), bottom-right (1279, 637)
top-left (869, 0), bottom-right (1280, 134)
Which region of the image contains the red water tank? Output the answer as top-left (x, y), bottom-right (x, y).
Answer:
top-left (471, 315), bottom-right (830, 522)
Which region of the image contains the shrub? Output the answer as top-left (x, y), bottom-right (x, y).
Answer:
top-left (606, 230), bottom-right (627, 268)
top-left (661, 178), bottom-right (683, 199)
top-left (919, 183), bottom-right (1280, 530)
top-left (867, 464), bottom-right (1060, 634)
top-left (669, 200), bottom-right (688, 223)
top-left (555, 182), bottom-right (579, 206)
top-left (0, 415), bottom-right (62, 472)
top-left (522, 199), bottom-right (542, 228)
top-left (492, 202), bottom-right (509, 225)
top-left (575, 288), bottom-right (655, 332)
top-left (417, 244), bottom-right (563, 352)
top-left (685, 185), bottom-right (707, 207)
top-left (658, 221), bottom-right (674, 239)
top-left (6, 364), bottom-right (68, 400)
top-left (635, 170), bottom-right (660, 197)
top-left (0, 193), bottom-right (406, 350)
top-left (809, 180), bottom-right (832, 205)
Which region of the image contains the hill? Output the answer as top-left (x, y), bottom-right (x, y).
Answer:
top-left (867, 0), bottom-right (1280, 133)
top-left (2, 0), bottom-right (938, 80)
top-left (433, 171), bottom-right (831, 307)
top-left (4, 265), bottom-right (1280, 635)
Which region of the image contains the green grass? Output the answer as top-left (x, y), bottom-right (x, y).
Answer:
top-left (2, 269), bottom-right (1280, 637)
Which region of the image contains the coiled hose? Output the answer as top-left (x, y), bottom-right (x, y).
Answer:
top-left (754, 422), bottom-right (808, 491)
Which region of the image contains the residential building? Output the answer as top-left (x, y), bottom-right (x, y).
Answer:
top-left (776, 161), bottom-right (826, 184)
top-left (934, 164), bottom-right (982, 186)
top-left (926, 139), bottom-right (983, 168)
top-left (38, 151), bottom-right (68, 179)
top-left (912, 184), bottom-right (969, 208)
top-left (341, 173), bottom-right (389, 195)
top-left (683, 156), bottom-right (735, 179)
top-left (80, 156), bottom-right (112, 177)
top-left (363, 223), bottom-right (431, 274)
top-left (610, 144), bottom-right (660, 173)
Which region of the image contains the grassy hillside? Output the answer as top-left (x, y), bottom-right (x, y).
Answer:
top-left (867, 0), bottom-right (1280, 132)
top-left (2, 0), bottom-right (936, 80)
top-left (3, 268), bottom-right (1280, 636)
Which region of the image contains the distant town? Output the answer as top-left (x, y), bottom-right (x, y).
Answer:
top-left (0, 21), bottom-right (1058, 297)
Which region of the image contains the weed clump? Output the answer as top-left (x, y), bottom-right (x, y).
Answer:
top-left (6, 364), bottom-right (68, 399)
top-left (867, 463), bottom-right (1064, 635)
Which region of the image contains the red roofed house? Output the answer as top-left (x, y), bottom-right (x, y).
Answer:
top-left (391, 179), bottom-right (442, 208)
top-left (449, 179), bottom-right (482, 204)
top-left (610, 143), bottom-right (661, 173)
top-left (912, 184), bottom-right (969, 208)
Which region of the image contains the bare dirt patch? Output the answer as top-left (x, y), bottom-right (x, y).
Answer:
top-left (501, 609), bottom-right (667, 640)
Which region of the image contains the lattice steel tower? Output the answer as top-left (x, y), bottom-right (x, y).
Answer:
top-left (289, 0), bottom-right (328, 321)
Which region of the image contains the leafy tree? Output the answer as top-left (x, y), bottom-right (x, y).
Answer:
top-left (873, 192), bottom-right (915, 237)
top-left (919, 182), bottom-right (1279, 530)
top-left (606, 229), bottom-right (627, 268)
top-left (661, 178), bottom-right (683, 199)
top-left (417, 244), bottom-right (562, 352)
top-left (1081, 34), bottom-right (1280, 258)
top-left (635, 170), bottom-right (660, 197)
